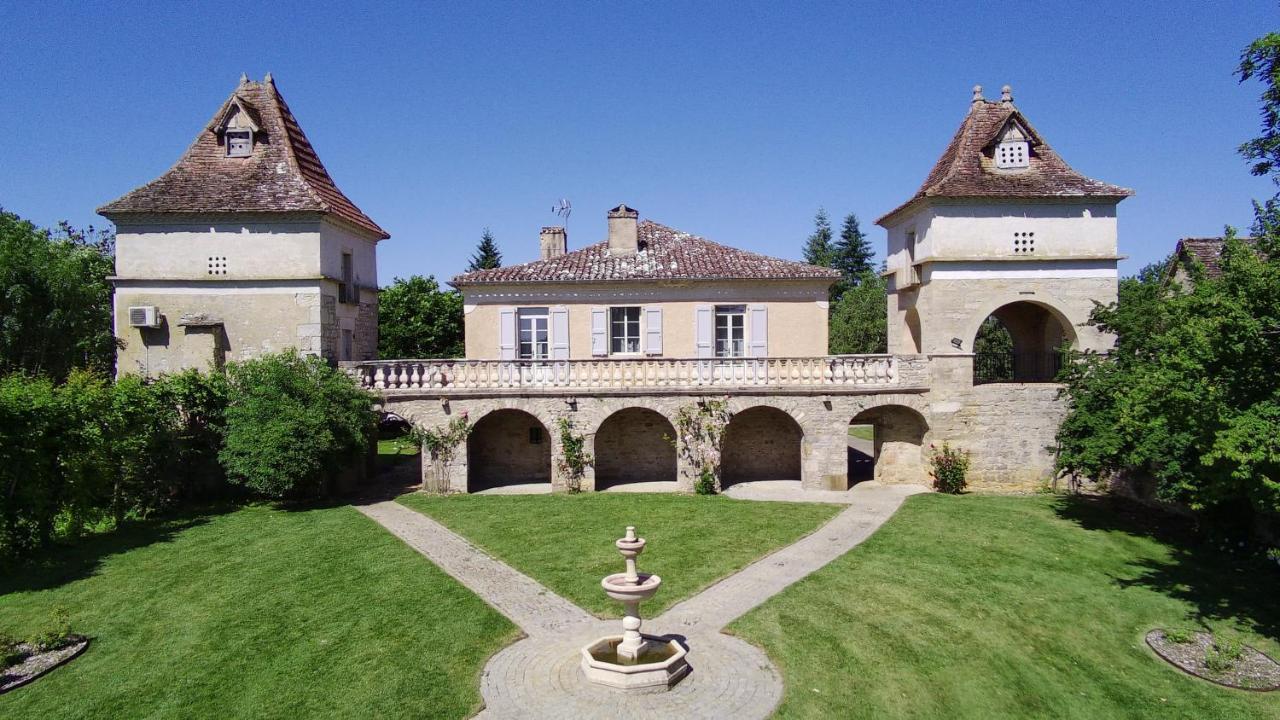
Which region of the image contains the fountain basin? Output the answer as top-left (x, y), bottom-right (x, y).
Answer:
top-left (580, 635), bottom-right (690, 693)
top-left (601, 572), bottom-right (661, 603)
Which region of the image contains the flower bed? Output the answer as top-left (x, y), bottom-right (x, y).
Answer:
top-left (1146, 629), bottom-right (1280, 691)
top-left (1, 636), bottom-right (91, 694)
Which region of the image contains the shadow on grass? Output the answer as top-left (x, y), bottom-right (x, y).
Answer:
top-left (1053, 494), bottom-right (1280, 642)
top-left (0, 504), bottom-right (236, 597)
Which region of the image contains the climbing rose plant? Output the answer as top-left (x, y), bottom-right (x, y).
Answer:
top-left (554, 417), bottom-right (592, 493)
top-left (671, 399), bottom-right (732, 494)
top-left (411, 415), bottom-right (471, 493)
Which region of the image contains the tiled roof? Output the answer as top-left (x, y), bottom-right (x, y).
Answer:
top-left (452, 220), bottom-right (841, 285)
top-left (1171, 236), bottom-right (1259, 279)
top-left (877, 94), bottom-right (1133, 225)
top-left (98, 77), bottom-right (388, 239)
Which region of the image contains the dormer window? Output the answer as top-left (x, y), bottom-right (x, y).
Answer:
top-left (996, 140), bottom-right (1028, 169)
top-left (226, 130), bottom-right (252, 157)
top-left (994, 121), bottom-right (1031, 169)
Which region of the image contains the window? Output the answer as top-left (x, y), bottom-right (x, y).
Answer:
top-left (342, 329), bottom-right (353, 361)
top-left (995, 140), bottom-right (1029, 169)
top-left (609, 306), bottom-right (641, 354)
top-left (226, 130), bottom-right (252, 157)
top-left (517, 308), bottom-right (550, 360)
top-left (339, 252), bottom-right (354, 303)
top-left (529, 427), bottom-right (543, 444)
top-left (714, 305), bottom-right (746, 358)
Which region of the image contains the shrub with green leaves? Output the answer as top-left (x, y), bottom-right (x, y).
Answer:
top-left (220, 353), bottom-right (376, 499)
top-left (929, 442), bottom-right (970, 494)
top-left (1204, 636), bottom-right (1245, 674)
top-left (0, 632), bottom-right (24, 668)
top-left (28, 607), bottom-right (73, 651)
top-left (1163, 628), bottom-right (1196, 644)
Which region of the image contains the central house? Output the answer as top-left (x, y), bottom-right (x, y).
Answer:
top-left (451, 205), bottom-right (839, 363)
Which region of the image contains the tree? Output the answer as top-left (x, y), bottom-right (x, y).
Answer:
top-left (467, 227), bottom-right (502, 271)
top-left (0, 210), bottom-right (117, 380)
top-left (828, 270), bottom-right (887, 354)
top-left (802, 208), bottom-right (834, 267)
top-left (1237, 32), bottom-right (1280, 192)
top-left (831, 213), bottom-right (875, 295)
top-left (377, 275), bottom-right (464, 358)
top-left (1054, 32), bottom-right (1280, 530)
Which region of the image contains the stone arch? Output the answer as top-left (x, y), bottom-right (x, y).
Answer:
top-left (848, 404), bottom-right (929, 485)
top-left (904, 307), bottom-right (923, 354)
top-left (467, 408), bottom-right (552, 492)
top-left (962, 293), bottom-right (1081, 354)
top-left (593, 407), bottom-right (678, 490)
top-left (722, 405), bottom-right (803, 487)
top-left (969, 298), bottom-right (1078, 383)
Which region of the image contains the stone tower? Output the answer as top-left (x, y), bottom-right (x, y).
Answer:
top-left (876, 85), bottom-right (1132, 485)
top-left (99, 74), bottom-right (388, 377)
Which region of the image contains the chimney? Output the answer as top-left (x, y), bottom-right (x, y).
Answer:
top-left (607, 204), bottom-right (639, 256)
top-left (540, 226), bottom-right (567, 259)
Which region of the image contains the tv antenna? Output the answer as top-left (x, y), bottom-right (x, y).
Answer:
top-left (551, 198), bottom-right (572, 232)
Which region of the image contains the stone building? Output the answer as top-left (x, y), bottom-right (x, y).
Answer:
top-left (1164, 236), bottom-right (1258, 287)
top-left (350, 84), bottom-right (1131, 493)
top-left (99, 74), bottom-right (387, 376)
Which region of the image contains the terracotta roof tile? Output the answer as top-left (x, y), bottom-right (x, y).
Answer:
top-left (877, 96), bottom-right (1133, 225)
top-left (1172, 236), bottom-right (1259, 279)
top-left (98, 78), bottom-right (388, 239)
top-left (452, 220), bottom-right (841, 285)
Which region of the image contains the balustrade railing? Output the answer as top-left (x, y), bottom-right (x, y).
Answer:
top-left (344, 355), bottom-right (904, 392)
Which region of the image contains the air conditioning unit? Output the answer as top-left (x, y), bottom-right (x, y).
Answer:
top-left (128, 306), bottom-right (162, 328)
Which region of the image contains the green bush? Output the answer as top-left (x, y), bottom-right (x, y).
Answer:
top-left (28, 607), bottom-right (73, 651)
top-left (929, 442), bottom-right (970, 494)
top-left (0, 632), bottom-right (24, 668)
top-left (1163, 628), bottom-right (1196, 644)
top-left (220, 353), bottom-right (376, 499)
top-left (1204, 636), bottom-right (1245, 674)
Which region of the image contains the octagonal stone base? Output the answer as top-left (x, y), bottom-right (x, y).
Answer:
top-left (580, 635), bottom-right (690, 693)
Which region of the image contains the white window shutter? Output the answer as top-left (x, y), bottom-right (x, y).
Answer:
top-left (695, 304), bottom-right (713, 358)
top-left (551, 306), bottom-right (570, 360)
top-left (498, 307), bottom-right (516, 360)
top-left (748, 304), bottom-right (768, 357)
top-left (590, 307), bottom-right (608, 356)
top-left (644, 306), bottom-right (662, 355)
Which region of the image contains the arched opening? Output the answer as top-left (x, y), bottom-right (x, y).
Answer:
top-left (848, 405), bottom-right (928, 485)
top-left (972, 301), bottom-right (1075, 384)
top-left (594, 408), bottom-right (678, 491)
top-left (722, 406), bottom-right (802, 488)
top-left (467, 410), bottom-right (552, 493)
top-left (904, 307), bottom-right (922, 354)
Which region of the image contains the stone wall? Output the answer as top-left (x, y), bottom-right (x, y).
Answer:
top-left (721, 407), bottom-right (802, 486)
top-left (467, 409), bottom-right (552, 490)
top-left (593, 408), bottom-right (677, 488)
top-left (356, 291), bottom-right (378, 361)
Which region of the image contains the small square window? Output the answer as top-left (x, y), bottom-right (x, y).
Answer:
top-left (529, 427), bottom-right (543, 444)
top-left (226, 130), bottom-right (252, 157)
top-left (995, 140), bottom-right (1029, 169)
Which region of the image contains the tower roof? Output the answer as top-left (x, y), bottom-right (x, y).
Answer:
top-left (876, 86), bottom-right (1133, 226)
top-left (98, 75), bottom-right (388, 239)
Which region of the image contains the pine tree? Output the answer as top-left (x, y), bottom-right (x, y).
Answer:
top-left (467, 227), bottom-right (502, 271)
top-left (833, 213), bottom-right (874, 284)
top-left (802, 208), bottom-right (834, 267)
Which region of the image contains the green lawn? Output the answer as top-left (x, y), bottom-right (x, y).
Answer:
top-left (730, 494), bottom-right (1280, 719)
top-left (398, 493), bottom-right (841, 616)
top-left (848, 424), bottom-right (874, 441)
top-left (377, 437), bottom-right (419, 464)
top-left (0, 504), bottom-right (515, 719)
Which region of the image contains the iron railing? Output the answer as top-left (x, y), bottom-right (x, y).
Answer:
top-left (973, 350), bottom-right (1065, 384)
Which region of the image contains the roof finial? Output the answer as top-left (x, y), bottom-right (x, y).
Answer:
top-left (1001, 84), bottom-right (1013, 105)
top-left (239, 72), bottom-right (249, 85)
top-left (972, 85), bottom-right (984, 104)
top-left (264, 72), bottom-right (274, 85)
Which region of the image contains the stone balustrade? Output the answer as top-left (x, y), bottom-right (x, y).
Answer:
top-left (343, 355), bottom-right (927, 394)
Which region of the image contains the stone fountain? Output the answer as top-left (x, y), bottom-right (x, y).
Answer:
top-left (581, 526), bottom-right (690, 693)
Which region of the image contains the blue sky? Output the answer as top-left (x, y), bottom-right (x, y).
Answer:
top-left (1, 1), bottom-right (1275, 282)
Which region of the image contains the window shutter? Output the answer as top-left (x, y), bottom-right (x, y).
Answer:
top-left (590, 307), bottom-right (608, 356)
top-left (644, 306), bottom-right (662, 355)
top-left (748, 304), bottom-right (768, 357)
top-left (695, 304), bottom-right (713, 358)
top-left (551, 306), bottom-right (570, 360)
top-left (498, 308), bottom-right (516, 360)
